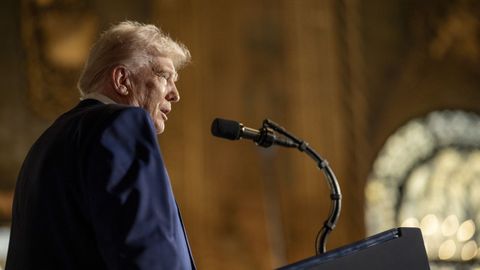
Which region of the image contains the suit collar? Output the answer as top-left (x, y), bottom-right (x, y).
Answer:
top-left (76, 98), bottom-right (103, 108)
top-left (80, 92), bottom-right (117, 105)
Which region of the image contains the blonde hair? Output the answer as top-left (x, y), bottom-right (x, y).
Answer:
top-left (77, 21), bottom-right (191, 95)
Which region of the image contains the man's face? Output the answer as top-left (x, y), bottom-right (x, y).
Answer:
top-left (130, 56), bottom-right (180, 134)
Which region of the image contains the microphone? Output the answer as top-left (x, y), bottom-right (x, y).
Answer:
top-left (211, 118), bottom-right (297, 148)
top-left (211, 117), bottom-right (341, 254)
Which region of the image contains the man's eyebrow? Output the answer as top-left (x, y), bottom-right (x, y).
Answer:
top-left (152, 66), bottom-right (179, 81)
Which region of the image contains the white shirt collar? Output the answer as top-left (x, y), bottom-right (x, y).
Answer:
top-left (80, 92), bottom-right (117, 105)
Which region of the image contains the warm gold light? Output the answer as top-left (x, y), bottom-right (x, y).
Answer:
top-left (42, 14), bottom-right (98, 68)
top-left (424, 241), bottom-right (434, 258)
top-left (441, 215), bottom-right (459, 237)
top-left (420, 214), bottom-right (439, 235)
top-left (457, 219), bottom-right (476, 242)
top-left (35, 0), bottom-right (53, 6)
top-left (401, 217), bottom-right (420, 227)
top-left (438, 239), bottom-right (456, 260)
top-left (461, 240), bottom-right (478, 261)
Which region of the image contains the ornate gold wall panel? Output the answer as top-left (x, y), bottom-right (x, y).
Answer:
top-left (21, 0), bottom-right (99, 119)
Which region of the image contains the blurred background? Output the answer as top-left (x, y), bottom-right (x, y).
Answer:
top-left (2, 0), bottom-right (480, 269)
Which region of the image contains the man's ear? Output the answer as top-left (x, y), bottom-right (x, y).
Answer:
top-left (112, 65), bottom-right (131, 96)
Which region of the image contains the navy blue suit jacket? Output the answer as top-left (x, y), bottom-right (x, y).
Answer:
top-left (6, 99), bottom-right (195, 269)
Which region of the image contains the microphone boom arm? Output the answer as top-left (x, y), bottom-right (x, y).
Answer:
top-left (262, 119), bottom-right (342, 255)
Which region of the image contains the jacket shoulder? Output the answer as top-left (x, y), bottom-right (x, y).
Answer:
top-left (65, 101), bottom-right (154, 137)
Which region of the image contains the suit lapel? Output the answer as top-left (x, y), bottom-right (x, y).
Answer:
top-left (175, 202), bottom-right (196, 270)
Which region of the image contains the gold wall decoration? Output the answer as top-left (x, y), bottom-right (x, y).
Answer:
top-left (20, 0), bottom-right (99, 119)
top-left (429, 2), bottom-right (480, 62)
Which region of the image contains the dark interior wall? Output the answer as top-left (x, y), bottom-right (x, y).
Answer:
top-left (359, 0), bottom-right (480, 160)
top-left (0, 0), bottom-right (49, 191)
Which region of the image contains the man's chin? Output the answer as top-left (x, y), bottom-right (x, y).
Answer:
top-left (154, 120), bottom-right (165, 134)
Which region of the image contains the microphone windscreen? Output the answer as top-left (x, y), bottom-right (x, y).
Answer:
top-left (211, 118), bottom-right (242, 140)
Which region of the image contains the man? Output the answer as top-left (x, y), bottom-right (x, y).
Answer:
top-left (6, 21), bottom-right (195, 269)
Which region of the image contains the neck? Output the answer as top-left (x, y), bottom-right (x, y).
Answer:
top-left (95, 87), bottom-right (133, 105)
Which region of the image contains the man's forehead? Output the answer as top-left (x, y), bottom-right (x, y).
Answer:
top-left (152, 56), bottom-right (176, 71)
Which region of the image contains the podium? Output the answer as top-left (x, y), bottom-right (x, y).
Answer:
top-left (278, 227), bottom-right (430, 270)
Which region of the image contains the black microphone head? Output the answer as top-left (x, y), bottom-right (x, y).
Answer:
top-left (211, 118), bottom-right (242, 140)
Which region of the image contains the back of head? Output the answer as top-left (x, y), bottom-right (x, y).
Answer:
top-left (77, 21), bottom-right (191, 96)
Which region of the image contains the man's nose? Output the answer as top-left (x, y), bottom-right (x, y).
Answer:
top-left (167, 83), bottom-right (180, 102)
